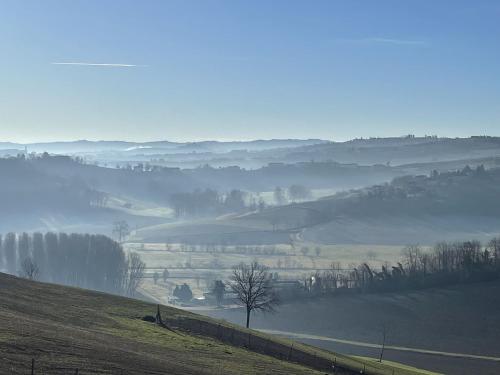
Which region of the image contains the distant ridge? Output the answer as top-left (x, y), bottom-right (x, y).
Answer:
top-left (0, 138), bottom-right (329, 154)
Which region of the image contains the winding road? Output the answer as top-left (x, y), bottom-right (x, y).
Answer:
top-left (257, 329), bottom-right (500, 362)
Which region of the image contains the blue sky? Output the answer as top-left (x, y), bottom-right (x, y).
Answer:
top-left (0, 0), bottom-right (499, 142)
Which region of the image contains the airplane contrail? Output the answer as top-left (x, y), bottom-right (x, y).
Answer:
top-left (51, 62), bottom-right (147, 67)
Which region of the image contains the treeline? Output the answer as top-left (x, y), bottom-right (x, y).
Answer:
top-left (169, 189), bottom-right (255, 217)
top-left (306, 238), bottom-right (500, 296)
top-left (0, 232), bottom-right (144, 296)
top-left (169, 184), bottom-right (314, 218)
top-left (273, 185), bottom-right (311, 205)
top-left (165, 243), bottom-right (288, 256)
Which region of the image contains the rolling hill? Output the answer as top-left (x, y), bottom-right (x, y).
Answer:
top-left (142, 165), bottom-right (500, 245)
top-left (5, 136), bottom-right (499, 167)
top-left (3, 137), bottom-right (500, 240)
top-left (0, 272), bottom-right (433, 375)
top-left (278, 136), bottom-right (500, 166)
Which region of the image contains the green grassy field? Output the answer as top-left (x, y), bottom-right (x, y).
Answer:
top-left (0, 272), bottom-right (434, 375)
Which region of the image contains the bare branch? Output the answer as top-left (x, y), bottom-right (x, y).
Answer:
top-left (20, 257), bottom-right (39, 281)
top-left (230, 261), bottom-right (279, 328)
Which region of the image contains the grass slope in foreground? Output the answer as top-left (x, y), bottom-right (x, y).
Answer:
top-left (0, 273), bottom-right (435, 375)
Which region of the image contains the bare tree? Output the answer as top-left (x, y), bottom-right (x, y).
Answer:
top-left (212, 280), bottom-right (226, 307)
top-left (230, 261), bottom-right (279, 328)
top-left (162, 268), bottom-right (170, 283)
top-left (113, 220), bottom-right (130, 242)
top-left (126, 252), bottom-right (145, 296)
top-left (288, 184), bottom-right (311, 202)
top-left (20, 257), bottom-right (39, 281)
top-left (273, 186), bottom-right (287, 206)
top-left (488, 237), bottom-right (500, 265)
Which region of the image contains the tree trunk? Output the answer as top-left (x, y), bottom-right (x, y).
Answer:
top-left (379, 328), bottom-right (386, 362)
top-left (155, 304), bottom-right (163, 325)
top-left (246, 308), bottom-right (251, 328)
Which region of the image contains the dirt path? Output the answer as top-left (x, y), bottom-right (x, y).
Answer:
top-left (258, 329), bottom-right (500, 362)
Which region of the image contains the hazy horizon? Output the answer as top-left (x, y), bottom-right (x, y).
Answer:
top-left (1, 133), bottom-right (498, 146)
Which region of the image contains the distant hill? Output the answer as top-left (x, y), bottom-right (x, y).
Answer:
top-left (253, 165), bottom-right (500, 245)
top-left (0, 154), bottom-right (404, 233)
top-left (2, 137), bottom-right (500, 238)
top-left (145, 165), bottom-right (500, 245)
top-left (0, 273), bottom-right (429, 375)
top-left (10, 138), bottom-right (328, 154)
top-left (6, 136), bottom-right (500, 170)
top-left (277, 136), bottom-right (500, 166)
top-left (0, 155), bottom-right (171, 233)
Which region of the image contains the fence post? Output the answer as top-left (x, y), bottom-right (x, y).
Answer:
top-left (31, 358), bottom-right (34, 375)
top-left (75, 369), bottom-right (79, 375)
top-left (287, 343), bottom-right (293, 361)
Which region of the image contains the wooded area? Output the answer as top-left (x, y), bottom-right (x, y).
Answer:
top-left (305, 238), bottom-right (500, 296)
top-left (0, 232), bottom-right (144, 296)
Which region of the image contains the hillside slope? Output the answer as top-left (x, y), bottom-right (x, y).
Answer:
top-left (137, 166), bottom-right (500, 245)
top-left (0, 273), bottom-right (314, 374)
top-left (203, 281), bottom-right (500, 375)
top-left (0, 273), bottom-right (432, 375)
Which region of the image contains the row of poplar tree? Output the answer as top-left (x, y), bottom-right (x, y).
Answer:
top-left (0, 232), bottom-right (143, 296)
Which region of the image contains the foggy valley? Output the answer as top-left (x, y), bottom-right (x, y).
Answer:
top-left (1, 136), bottom-right (500, 374)
top-left (1, 1), bottom-right (500, 374)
